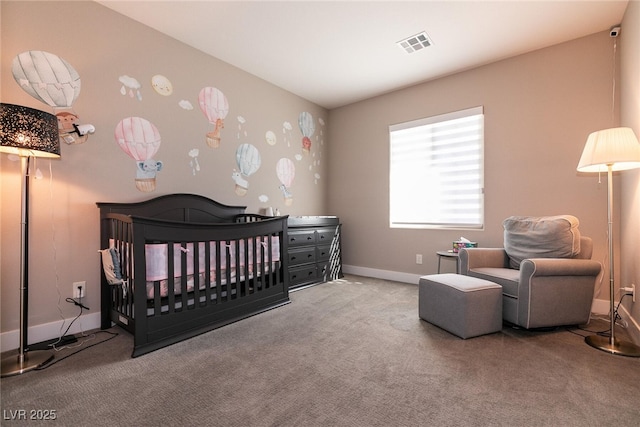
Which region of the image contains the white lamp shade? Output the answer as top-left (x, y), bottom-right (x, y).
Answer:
top-left (577, 127), bottom-right (640, 173)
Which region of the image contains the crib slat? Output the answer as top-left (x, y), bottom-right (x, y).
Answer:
top-left (203, 242), bottom-right (211, 306)
top-left (180, 242), bottom-right (188, 310)
top-left (167, 242), bottom-right (175, 313)
top-left (190, 242), bottom-right (199, 308)
top-left (214, 240), bottom-right (222, 304)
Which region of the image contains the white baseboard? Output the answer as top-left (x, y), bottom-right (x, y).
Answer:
top-left (591, 298), bottom-right (609, 315)
top-left (616, 304), bottom-right (640, 345)
top-left (343, 264), bottom-right (423, 285)
top-left (0, 312), bottom-right (101, 353)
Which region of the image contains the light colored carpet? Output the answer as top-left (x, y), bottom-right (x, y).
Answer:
top-left (2, 275), bottom-right (639, 426)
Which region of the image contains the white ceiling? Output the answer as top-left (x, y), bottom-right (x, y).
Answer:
top-left (96, 0), bottom-right (629, 109)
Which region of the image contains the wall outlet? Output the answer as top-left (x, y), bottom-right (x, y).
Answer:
top-left (621, 284), bottom-right (636, 303)
top-left (73, 281), bottom-right (86, 299)
top-left (416, 254), bottom-right (423, 265)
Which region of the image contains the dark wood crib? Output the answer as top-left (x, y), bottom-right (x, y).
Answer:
top-left (97, 194), bottom-right (290, 357)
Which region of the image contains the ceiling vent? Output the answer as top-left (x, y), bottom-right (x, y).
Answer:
top-left (397, 31), bottom-right (432, 54)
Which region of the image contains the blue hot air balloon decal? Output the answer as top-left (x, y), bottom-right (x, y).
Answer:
top-left (233, 143), bottom-right (261, 196)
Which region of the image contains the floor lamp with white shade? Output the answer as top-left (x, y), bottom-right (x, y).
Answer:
top-left (577, 126), bottom-right (640, 357)
top-left (1, 103), bottom-right (60, 376)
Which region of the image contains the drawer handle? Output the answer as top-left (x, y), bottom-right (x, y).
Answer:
top-left (307, 254), bottom-right (313, 258)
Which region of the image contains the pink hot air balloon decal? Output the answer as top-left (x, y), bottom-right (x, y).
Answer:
top-left (298, 112), bottom-right (315, 154)
top-left (198, 87), bottom-right (229, 148)
top-left (276, 158), bottom-right (295, 206)
top-left (115, 117), bottom-right (163, 192)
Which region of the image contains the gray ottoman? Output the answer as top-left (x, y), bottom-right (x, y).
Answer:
top-left (419, 273), bottom-right (502, 339)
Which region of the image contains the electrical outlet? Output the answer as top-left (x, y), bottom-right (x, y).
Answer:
top-left (621, 285), bottom-right (636, 303)
top-left (73, 281), bottom-right (86, 299)
top-left (416, 254), bottom-right (423, 265)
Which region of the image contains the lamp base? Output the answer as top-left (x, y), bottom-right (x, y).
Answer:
top-left (1, 350), bottom-right (54, 377)
top-left (585, 335), bottom-right (640, 357)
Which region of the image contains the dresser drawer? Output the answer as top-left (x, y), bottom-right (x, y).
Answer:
top-left (289, 264), bottom-right (317, 285)
top-left (316, 228), bottom-right (336, 245)
top-left (316, 261), bottom-right (330, 283)
top-left (288, 246), bottom-right (316, 266)
top-left (287, 230), bottom-right (316, 246)
top-left (316, 244), bottom-right (332, 262)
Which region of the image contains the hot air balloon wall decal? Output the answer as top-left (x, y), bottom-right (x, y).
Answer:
top-left (12, 50), bottom-right (95, 145)
top-left (298, 111), bottom-right (315, 155)
top-left (198, 87), bottom-right (229, 148)
top-left (232, 143), bottom-right (261, 196)
top-left (276, 158), bottom-right (295, 206)
top-left (115, 117), bottom-right (163, 193)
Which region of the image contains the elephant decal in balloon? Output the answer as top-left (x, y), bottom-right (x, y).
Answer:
top-left (276, 158), bottom-right (295, 206)
top-left (114, 117), bottom-right (163, 192)
top-left (298, 112), bottom-right (315, 154)
top-left (198, 87), bottom-right (229, 148)
top-left (232, 143), bottom-right (261, 196)
top-left (12, 50), bottom-right (95, 145)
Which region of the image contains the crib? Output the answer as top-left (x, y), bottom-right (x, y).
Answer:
top-left (97, 194), bottom-right (290, 357)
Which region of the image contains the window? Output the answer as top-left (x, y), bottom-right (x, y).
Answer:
top-left (389, 106), bottom-right (484, 229)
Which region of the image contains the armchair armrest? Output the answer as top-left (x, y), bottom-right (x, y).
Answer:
top-left (516, 257), bottom-right (602, 328)
top-left (520, 258), bottom-right (602, 278)
top-left (458, 248), bottom-right (509, 274)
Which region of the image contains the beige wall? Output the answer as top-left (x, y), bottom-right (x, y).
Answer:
top-left (1, 1), bottom-right (328, 338)
top-left (328, 31), bottom-right (617, 284)
top-left (620, 0), bottom-right (640, 337)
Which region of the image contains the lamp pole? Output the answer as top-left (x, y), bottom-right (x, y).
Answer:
top-left (585, 164), bottom-right (640, 356)
top-left (1, 155), bottom-right (54, 376)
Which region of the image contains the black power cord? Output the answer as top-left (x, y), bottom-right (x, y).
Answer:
top-left (66, 297), bottom-right (90, 311)
top-left (566, 293), bottom-right (630, 338)
top-left (33, 295), bottom-right (117, 371)
top-left (35, 330), bottom-right (119, 371)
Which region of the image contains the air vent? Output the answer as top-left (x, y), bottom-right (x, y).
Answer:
top-left (397, 31), bottom-right (432, 54)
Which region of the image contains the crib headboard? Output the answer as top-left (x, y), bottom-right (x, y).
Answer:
top-left (97, 193), bottom-right (246, 223)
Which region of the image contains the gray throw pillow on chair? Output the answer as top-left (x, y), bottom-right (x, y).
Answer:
top-left (503, 215), bottom-right (581, 269)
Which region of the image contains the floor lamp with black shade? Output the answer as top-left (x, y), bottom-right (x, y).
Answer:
top-left (1, 103), bottom-right (60, 376)
top-left (577, 126), bottom-right (640, 357)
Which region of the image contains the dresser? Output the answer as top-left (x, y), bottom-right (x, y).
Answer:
top-left (287, 216), bottom-right (342, 290)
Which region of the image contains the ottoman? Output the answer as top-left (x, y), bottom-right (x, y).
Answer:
top-left (419, 273), bottom-right (502, 339)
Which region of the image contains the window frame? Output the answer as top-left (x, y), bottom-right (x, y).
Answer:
top-left (389, 106), bottom-right (485, 230)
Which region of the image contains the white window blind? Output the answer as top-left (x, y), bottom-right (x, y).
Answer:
top-left (389, 106), bottom-right (484, 229)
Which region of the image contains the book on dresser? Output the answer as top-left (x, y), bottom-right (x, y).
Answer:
top-left (286, 216), bottom-right (343, 290)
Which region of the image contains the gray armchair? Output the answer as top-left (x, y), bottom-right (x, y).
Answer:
top-left (459, 235), bottom-right (602, 329)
